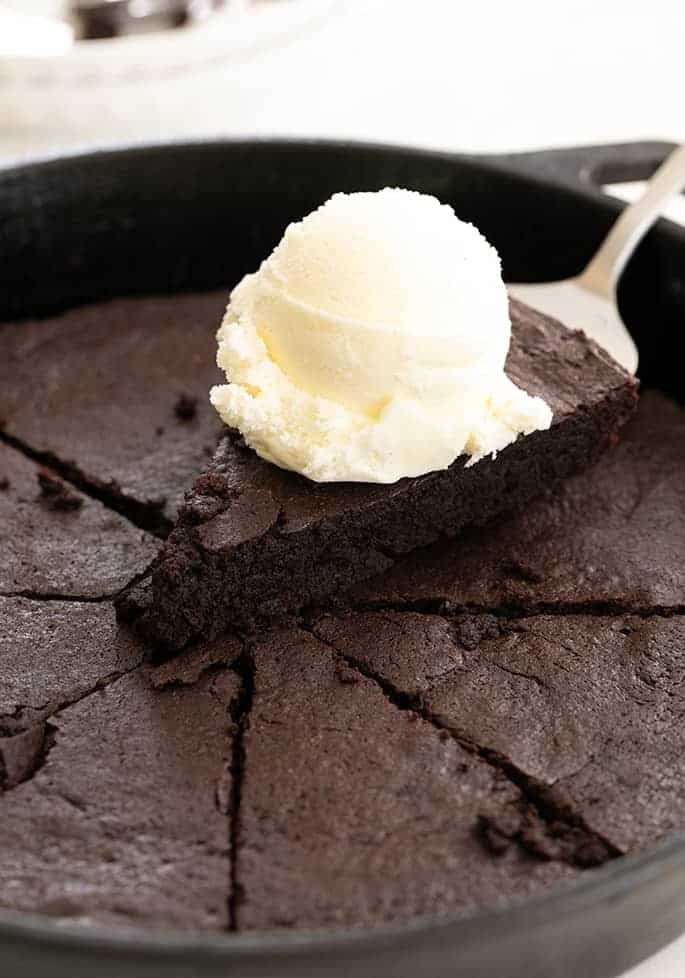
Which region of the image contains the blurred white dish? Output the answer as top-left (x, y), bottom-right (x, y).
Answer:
top-left (0, 0), bottom-right (339, 153)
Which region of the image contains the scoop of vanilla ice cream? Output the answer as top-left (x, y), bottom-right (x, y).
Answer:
top-left (210, 188), bottom-right (552, 483)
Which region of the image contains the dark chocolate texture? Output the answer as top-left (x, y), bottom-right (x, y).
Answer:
top-left (0, 442), bottom-right (158, 598)
top-left (0, 656), bottom-right (241, 930)
top-left (0, 592), bottom-right (243, 929)
top-left (0, 598), bottom-right (144, 733)
top-left (0, 290), bottom-right (227, 530)
top-left (353, 390), bottom-right (685, 615)
top-left (235, 628), bottom-right (575, 931)
top-left (313, 611), bottom-right (685, 857)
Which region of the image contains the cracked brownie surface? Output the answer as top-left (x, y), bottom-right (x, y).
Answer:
top-left (313, 611), bottom-right (685, 858)
top-left (0, 599), bottom-right (243, 929)
top-left (236, 628), bottom-right (576, 931)
top-left (0, 288), bottom-right (683, 936)
top-left (0, 662), bottom-right (241, 930)
top-left (0, 291), bottom-right (227, 534)
top-left (0, 599), bottom-right (144, 735)
top-left (0, 442), bottom-right (158, 598)
top-left (352, 391), bottom-right (685, 615)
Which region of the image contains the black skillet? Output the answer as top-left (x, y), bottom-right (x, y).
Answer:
top-left (0, 139), bottom-right (683, 978)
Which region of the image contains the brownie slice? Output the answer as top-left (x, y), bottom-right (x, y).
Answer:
top-left (313, 611), bottom-right (685, 857)
top-left (0, 442), bottom-right (158, 598)
top-left (235, 628), bottom-right (576, 931)
top-left (353, 390), bottom-right (685, 614)
top-left (0, 598), bottom-right (243, 930)
top-left (0, 290), bottom-right (226, 533)
top-left (123, 299), bottom-right (638, 652)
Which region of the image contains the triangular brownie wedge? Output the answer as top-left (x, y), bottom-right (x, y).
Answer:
top-left (117, 300), bottom-right (638, 653)
top-left (235, 626), bottom-right (577, 930)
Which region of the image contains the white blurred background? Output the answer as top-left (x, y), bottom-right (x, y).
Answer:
top-left (0, 2), bottom-right (683, 974)
top-left (1, 0), bottom-right (684, 159)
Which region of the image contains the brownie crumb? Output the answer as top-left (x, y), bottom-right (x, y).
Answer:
top-left (37, 468), bottom-right (83, 512)
top-left (194, 472), bottom-right (235, 499)
top-left (155, 426), bottom-right (165, 437)
top-left (519, 813), bottom-right (613, 868)
top-left (174, 394), bottom-right (198, 422)
top-left (334, 661), bottom-right (361, 685)
top-left (180, 471), bottom-right (241, 525)
top-left (478, 815), bottom-right (514, 855)
top-left (477, 802), bottom-right (607, 866)
top-left (0, 476), bottom-right (9, 491)
top-left (450, 614), bottom-right (501, 651)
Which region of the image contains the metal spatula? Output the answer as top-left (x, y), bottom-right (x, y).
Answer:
top-left (509, 144), bottom-right (685, 374)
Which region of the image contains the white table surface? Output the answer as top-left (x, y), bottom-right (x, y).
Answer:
top-left (1, 2), bottom-right (683, 974)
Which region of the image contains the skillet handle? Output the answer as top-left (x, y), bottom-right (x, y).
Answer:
top-left (490, 140), bottom-right (679, 195)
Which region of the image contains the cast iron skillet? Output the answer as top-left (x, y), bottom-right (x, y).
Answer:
top-left (0, 139), bottom-right (684, 978)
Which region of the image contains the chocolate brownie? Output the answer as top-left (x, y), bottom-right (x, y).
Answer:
top-left (124, 299), bottom-right (638, 652)
top-left (0, 290), bottom-right (226, 534)
top-left (1, 284), bottom-right (683, 939)
top-left (353, 390), bottom-right (685, 615)
top-left (0, 598), bottom-right (243, 929)
top-left (313, 611), bottom-right (685, 857)
top-left (235, 628), bottom-right (575, 931)
top-left (0, 442), bottom-right (158, 598)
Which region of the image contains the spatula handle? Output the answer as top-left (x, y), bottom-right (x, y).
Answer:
top-left (579, 144), bottom-right (685, 297)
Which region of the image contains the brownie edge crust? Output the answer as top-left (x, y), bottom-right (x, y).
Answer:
top-left (120, 300), bottom-right (639, 653)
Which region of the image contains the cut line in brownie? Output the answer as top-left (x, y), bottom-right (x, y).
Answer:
top-left (0, 597), bottom-right (243, 930)
top-left (313, 610), bottom-right (685, 857)
top-left (120, 298), bottom-right (638, 652)
top-left (0, 598), bottom-right (145, 736)
top-left (235, 627), bottom-right (577, 932)
top-left (351, 390), bottom-right (685, 616)
top-left (0, 442), bottom-right (159, 599)
top-left (0, 664), bottom-right (241, 931)
top-left (0, 290), bottom-right (227, 534)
